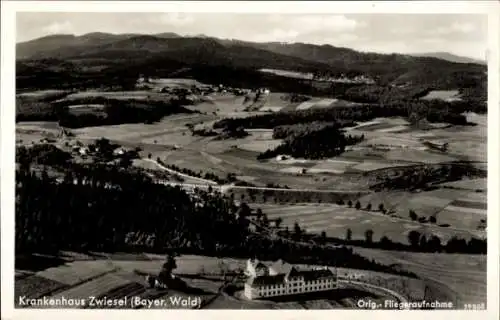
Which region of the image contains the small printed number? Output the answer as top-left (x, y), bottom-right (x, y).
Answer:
top-left (464, 303), bottom-right (485, 310)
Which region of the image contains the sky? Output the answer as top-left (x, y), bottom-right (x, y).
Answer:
top-left (16, 13), bottom-right (488, 60)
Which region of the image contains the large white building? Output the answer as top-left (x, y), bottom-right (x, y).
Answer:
top-left (244, 259), bottom-right (337, 300)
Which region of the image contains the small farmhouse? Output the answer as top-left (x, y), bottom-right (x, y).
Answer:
top-left (244, 259), bottom-right (337, 300)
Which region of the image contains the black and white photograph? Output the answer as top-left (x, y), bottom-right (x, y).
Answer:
top-left (1, 1), bottom-right (499, 317)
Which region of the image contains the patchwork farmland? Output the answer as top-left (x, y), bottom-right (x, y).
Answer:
top-left (15, 254), bottom-right (427, 309)
top-left (14, 19), bottom-right (489, 311)
top-left (252, 199), bottom-right (484, 244)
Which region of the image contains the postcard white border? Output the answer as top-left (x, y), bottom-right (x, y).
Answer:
top-left (2, 1), bottom-right (499, 320)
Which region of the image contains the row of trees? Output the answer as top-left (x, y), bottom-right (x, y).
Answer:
top-left (370, 163), bottom-right (487, 191)
top-left (213, 107), bottom-right (359, 131)
top-left (340, 85), bottom-right (432, 104)
top-left (254, 197), bottom-right (486, 254)
top-left (17, 95), bottom-right (194, 128)
top-left (16, 144), bottom-right (73, 167)
top-left (214, 89), bottom-right (485, 133)
top-left (354, 228), bottom-right (486, 254)
top-left (341, 83), bottom-right (486, 113)
top-left (275, 218), bottom-right (485, 254)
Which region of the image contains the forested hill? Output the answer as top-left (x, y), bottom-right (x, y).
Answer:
top-left (15, 164), bottom-right (419, 277)
top-left (17, 33), bottom-right (486, 91)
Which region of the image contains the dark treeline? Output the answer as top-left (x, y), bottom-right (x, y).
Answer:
top-left (17, 96), bottom-right (193, 128)
top-left (297, 229), bottom-right (487, 254)
top-left (16, 144), bottom-right (72, 167)
top-left (17, 60), bottom-right (357, 98)
top-left (258, 123), bottom-right (364, 160)
top-left (214, 108), bottom-right (359, 131)
top-left (370, 163), bottom-right (487, 191)
top-left (231, 188), bottom-right (362, 205)
top-left (340, 85), bottom-right (433, 104)
top-left (272, 121), bottom-right (348, 139)
top-left (215, 127), bottom-right (249, 140)
top-left (16, 165), bottom-right (416, 278)
top-left (191, 128), bottom-right (218, 137)
top-left (341, 84), bottom-right (487, 114)
top-left (16, 98), bottom-right (59, 122)
top-left (214, 98), bottom-right (479, 132)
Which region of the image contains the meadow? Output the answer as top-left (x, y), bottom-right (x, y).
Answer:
top-left (15, 253), bottom-right (422, 309)
top-left (253, 202), bottom-right (483, 244)
top-left (352, 248), bottom-right (486, 305)
top-left (421, 90), bottom-right (462, 101)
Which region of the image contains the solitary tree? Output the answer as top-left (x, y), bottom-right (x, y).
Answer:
top-left (320, 231), bottom-right (327, 243)
top-left (365, 203), bottom-right (372, 211)
top-left (275, 217), bottom-right (283, 228)
top-left (262, 214), bottom-right (269, 227)
top-left (346, 228), bottom-right (353, 241)
top-left (378, 203), bottom-right (385, 212)
top-left (256, 208), bottom-right (263, 221)
top-left (408, 230), bottom-right (422, 248)
top-left (355, 201), bottom-right (361, 210)
top-left (419, 234), bottom-right (428, 250)
top-left (284, 226), bottom-right (290, 237)
top-left (380, 236), bottom-right (392, 248)
top-left (409, 210), bottom-right (418, 221)
top-left (364, 229), bottom-right (374, 244)
top-left (348, 200), bottom-right (353, 208)
top-left (158, 253), bottom-right (177, 284)
top-left (293, 222), bottom-right (302, 240)
top-left (428, 235), bottom-right (442, 252)
top-left (119, 156), bottom-right (133, 168)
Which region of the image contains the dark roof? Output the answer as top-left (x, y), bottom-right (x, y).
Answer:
top-left (293, 269), bottom-right (335, 281)
top-left (247, 274), bottom-right (286, 286)
top-left (269, 259), bottom-right (293, 274)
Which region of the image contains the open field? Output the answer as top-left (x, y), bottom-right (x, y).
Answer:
top-left (16, 90), bottom-right (486, 197)
top-left (71, 114), bottom-right (212, 141)
top-left (148, 78), bottom-right (206, 87)
top-left (16, 254), bottom-right (421, 309)
top-left (253, 200), bottom-right (484, 243)
top-left (352, 248), bottom-right (486, 305)
top-left (68, 104), bottom-right (107, 116)
top-left (37, 260), bottom-right (117, 285)
top-left (15, 275), bottom-right (67, 301)
top-left (63, 90), bottom-right (167, 101)
top-left (237, 130), bottom-right (282, 153)
top-left (421, 90), bottom-right (461, 101)
top-left (357, 188), bottom-right (486, 230)
top-left (17, 89), bottom-right (70, 99)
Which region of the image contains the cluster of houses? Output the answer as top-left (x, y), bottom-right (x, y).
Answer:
top-left (136, 75), bottom-right (253, 97)
top-left (260, 68), bottom-right (376, 84)
top-left (65, 140), bottom-right (132, 159)
top-left (243, 258), bottom-right (337, 300)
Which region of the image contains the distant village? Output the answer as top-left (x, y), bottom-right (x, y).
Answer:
top-left (136, 75), bottom-right (256, 97)
top-left (259, 68), bottom-right (376, 84)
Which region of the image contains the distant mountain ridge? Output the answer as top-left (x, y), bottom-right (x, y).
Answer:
top-left (410, 52), bottom-right (486, 65)
top-left (16, 32), bottom-right (486, 90)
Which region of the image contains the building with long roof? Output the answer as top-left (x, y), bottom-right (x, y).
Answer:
top-left (244, 259), bottom-right (337, 300)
